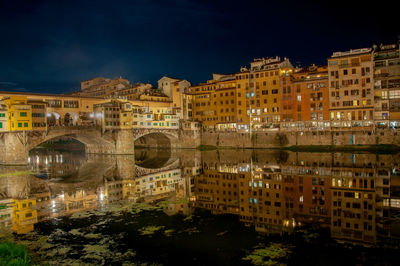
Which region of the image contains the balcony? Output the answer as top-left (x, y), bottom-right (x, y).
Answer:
top-left (374, 73), bottom-right (389, 78)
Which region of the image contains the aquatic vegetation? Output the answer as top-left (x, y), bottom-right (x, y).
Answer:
top-left (0, 241), bottom-right (31, 266)
top-left (184, 227), bottom-right (200, 235)
top-left (70, 211), bottom-right (93, 219)
top-left (138, 225), bottom-right (165, 236)
top-left (55, 247), bottom-right (71, 255)
top-left (216, 231), bottom-right (228, 236)
top-left (82, 253), bottom-right (104, 262)
top-left (83, 244), bottom-right (110, 256)
top-left (122, 249), bottom-right (136, 259)
top-left (296, 228), bottom-right (320, 244)
top-left (69, 229), bottom-right (83, 236)
top-left (243, 243), bottom-right (292, 266)
top-left (37, 236), bottom-right (48, 243)
top-left (183, 215), bottom-right (193, 222)
top-left (0, 171), bottom-right (35, 178)
top-left (163, 229), bottom-right (175, 236)
top-left (84, 233), bottom-right (101, 239)
top-left (156, 200), bottom-right (171, 208)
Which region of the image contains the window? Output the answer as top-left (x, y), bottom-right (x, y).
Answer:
top-left (18, 122), bottom-right (22, 127)
top-left (0, 122), bottom-right (2, 128)
top-left (24, 122), bottom-right (28, 127)
top-left (20, 112), bottom-right (27, 117)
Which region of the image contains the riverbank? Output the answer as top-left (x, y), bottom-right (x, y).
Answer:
top-left (199, 129), bottom-right (400, 150)
top-left (195, 144), bottom-right (400, 153)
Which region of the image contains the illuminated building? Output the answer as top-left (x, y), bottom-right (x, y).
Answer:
top-left (0, 96), bottom-right (32, 132)
top-left (280, 65), bottom-right (330, 124)
top-left (373, 42), bottom-right (400, 127)
top-left (328, 48), bottom-right (375, 127)
top-left (235, 57), bottom-right (293, 130)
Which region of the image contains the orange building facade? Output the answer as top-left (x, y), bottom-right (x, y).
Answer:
top-left (280, 65), bottom-right (330, 126)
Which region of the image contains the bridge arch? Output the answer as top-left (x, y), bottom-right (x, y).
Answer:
top-left (133, 129), bottom-right (179, 149)
top-left (63, 112), bottom-right (79, 126)
top-left (27, 127), bottom-right (116, 155)
top-left (46, 112), bottom-right (61, 126)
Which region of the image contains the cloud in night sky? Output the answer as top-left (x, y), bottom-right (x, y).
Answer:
top-left (0, 0), bottom-right (398, 93)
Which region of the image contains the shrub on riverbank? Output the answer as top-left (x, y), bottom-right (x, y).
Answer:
top-left (0, 241), bottom-right (31, 266)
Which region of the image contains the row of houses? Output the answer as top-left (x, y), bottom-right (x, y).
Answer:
top-left (0, 95), bottom-right (182, 132)
top-left (179, 41), bottom-right (400, 131)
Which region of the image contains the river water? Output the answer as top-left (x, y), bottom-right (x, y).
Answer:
top-left (1, 148), bottom-right (399, 265)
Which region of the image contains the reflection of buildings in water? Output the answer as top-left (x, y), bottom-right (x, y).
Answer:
top-left (64, 189), bottom-right (97, 212)
top-left (0, 150), bottom-right (199, 235)
top-left (0, 199), bottom-right (13, 233)
top-left (134, 169), bottom-right (182, 198)
top-left (12, 199), bottom-right (37, 234)
top-left (0, 198), bottom-right (37, 235)
top-left (194, 164), bottom-right (239, 215)
top-left (193, 152), bottom-right (400, 246)
top-left (331, 167), bottom-right (376, 244)
top-left (28, 151), bottom-right (86, 178)
top-left (102, 167), bottom-right (194, 216)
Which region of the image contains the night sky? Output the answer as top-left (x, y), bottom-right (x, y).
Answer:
top-left (0, 0), bottom-right (398, 94)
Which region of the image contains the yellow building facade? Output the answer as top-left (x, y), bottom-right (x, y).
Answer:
top-left (0, 96), bottom-right (32, 132)
top-left (235, 57), bottom-right (293, 130)
top-left (12, 199), bottom-right (37, 234)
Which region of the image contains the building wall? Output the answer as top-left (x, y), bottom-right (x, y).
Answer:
top-left (201, 129), bottom-right (400, 148)
top-left (373, 42), bottom-right (400, 122)
top-left (0, 96), bottom-right (32, 131)
top-left (328, 49), bottom-right (374, 122)
top-left (281, 65), bottom-right (330, 122)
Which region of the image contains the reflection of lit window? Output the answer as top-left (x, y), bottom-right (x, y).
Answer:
top-left (254, 182), bottom-right (257, 188)
top-left (383, 199), bottom-right (389, 207)
top-left (391, 199), bottom-right (400, 208)
top-left (299, 195), bottom-right (303, 203)
top-left (254, 198), bottom-right (257, 204)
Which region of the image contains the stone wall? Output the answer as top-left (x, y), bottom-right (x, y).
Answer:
top-left (201, 129), bottom-right (400, 148)
top-left (179, 129), bottom-right (201, 148)
top-left (0, 133), bottom-right (29, 165)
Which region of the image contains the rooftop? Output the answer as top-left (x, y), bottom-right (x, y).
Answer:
top-left (330, 48), bottom-right (372, 58)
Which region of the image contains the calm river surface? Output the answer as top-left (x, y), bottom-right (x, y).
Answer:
top-left (1, 148), bottom-right (400, 265)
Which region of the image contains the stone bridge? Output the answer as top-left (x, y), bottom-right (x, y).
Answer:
top-left (0, 126), bottom-right (181, 165)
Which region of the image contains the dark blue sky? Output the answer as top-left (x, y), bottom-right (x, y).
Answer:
top-left (0, 0), bottom-right (398, 93)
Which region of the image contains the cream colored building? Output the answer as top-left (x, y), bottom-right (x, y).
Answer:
top-left (373, 42), bottom-right (400, 126)
top-left (328, 48), bottom-right (375, 127)
top-left (158, 76), bottom-right (191, 119)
